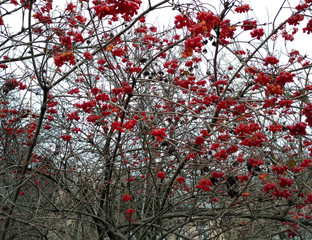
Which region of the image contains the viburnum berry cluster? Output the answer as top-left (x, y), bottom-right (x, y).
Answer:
top-left (156, 171), bottom-right (166, 180)
top-left (195, 179), bottom-right (213, 192)
top-left (122, 194), bottom-right (132, 202)
top-left (241, 20), bottom-right (257, 31)
top-left (250, 28), bottom-right (264, 39)
top-left (275, 72), bottom-right (295, 87)
top-left (263, 56), bottom-right (279, 66)
top-left (279, 177), bottom-right (294, 188)
top-left (176, 11), bottom-right (220, 57)
top-left (269, 124), bottom-right (283, 132)
top-left (93, 0), bottom-right (142, 21)
top-left (303, 103), bottom-right (312, 127)
top-left (287, 122), bottom-right (307, 136)
top-left (303, 19), bottom-right (312, 34)
top-left (266, 84), bottom-right (284, 96)
top-left (235, 4), bottom-right (250, 13)
top-left (219, 19), bottom-right (237, 44)
top-left (150, 127), bottom-right (166, 141)
top-left (54, 51), bottom-right (76, 67)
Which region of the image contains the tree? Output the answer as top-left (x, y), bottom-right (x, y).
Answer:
top-left (1, 0), bottom-right (312, 239)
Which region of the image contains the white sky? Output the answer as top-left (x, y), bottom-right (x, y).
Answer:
top-left (1, 0), bottom-right (311, 55)
top-left (142, 0), bottom-right (311, 55)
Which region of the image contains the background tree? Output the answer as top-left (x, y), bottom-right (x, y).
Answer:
top-left (1, 0), bottom-right (312, 239)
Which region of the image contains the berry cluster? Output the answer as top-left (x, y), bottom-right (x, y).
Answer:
top-left (54, 51), bottom-right (76, 67)
top-left (235, 4), bottom-right (250, 13)
top-left (122, 194), bottom-right (132, 202)
top-left (93, 0), bottom-right (142, 22)
top-left (195, 179), bottom-right (212, 192)
top-left (241, 20), bottom-right (257, 31)
top-left (275, 72), bottom-right (295, 88)
top-left (151, 128), bottom-right (167, 141)
top-left (250, 28), bottom-right (264, 39)
top-left (279, 177), bottom-right (294, 188)
top-left (263, 56), bottom-right (279, 66)
top-left (157, 171), bottom-right (166, 179)
top-left (303, 103), bottom-right (312, 127)
top-left (287, 122), bottom-right (307, 136)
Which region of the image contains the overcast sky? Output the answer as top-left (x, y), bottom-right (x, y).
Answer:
top-left (2, 0), bottom-right (311, 55)
top-left (141, 0), bottom-right (311, 55)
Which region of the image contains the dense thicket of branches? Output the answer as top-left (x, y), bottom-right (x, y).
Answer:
top-left (1, 0), bottom-right (312, 239)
